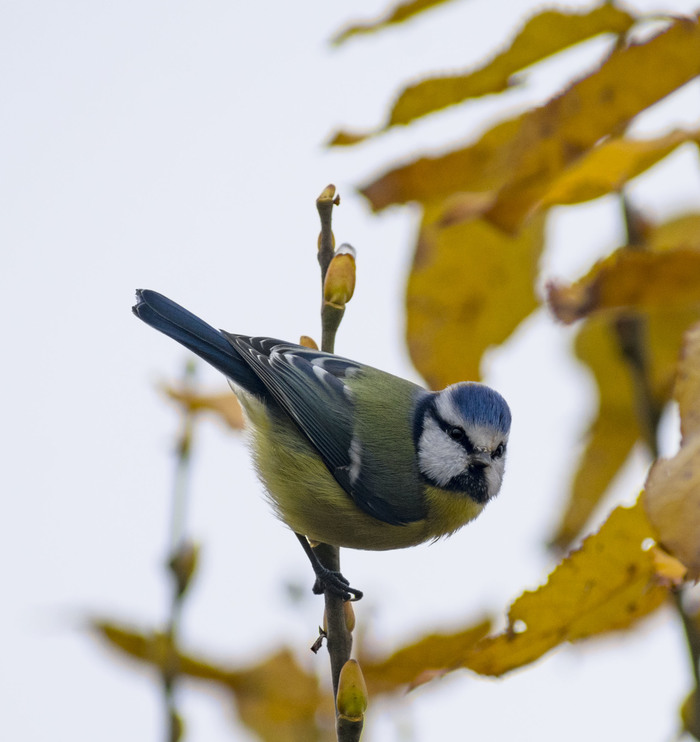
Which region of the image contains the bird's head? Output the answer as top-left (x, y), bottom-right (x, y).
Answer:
top-left (414, 382), bottom-right (511, 503)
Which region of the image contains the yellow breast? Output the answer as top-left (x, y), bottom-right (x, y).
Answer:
top-left (239, 392), bottom-right (484, 551)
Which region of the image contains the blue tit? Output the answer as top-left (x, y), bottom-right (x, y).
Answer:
top-left (133, 290), bottom-right (511, 600)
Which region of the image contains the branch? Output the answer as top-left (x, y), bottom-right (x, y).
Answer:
top-left (312, 185), bottom-right (365, 741)
top-left (612, 197), bottom-right (661, 457)
top-left (162, 359), bottom-right (200, 742)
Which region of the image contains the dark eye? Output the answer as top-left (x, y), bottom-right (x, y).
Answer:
top-left (449, 426), bottom-right (465, 441)
top-left (492, 443), bottom-right (506, 459)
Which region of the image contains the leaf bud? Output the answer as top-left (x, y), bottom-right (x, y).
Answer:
top-left (323, 244), bottom-right (356, 309)
top-left (336, 659), bottom-right (368, 720)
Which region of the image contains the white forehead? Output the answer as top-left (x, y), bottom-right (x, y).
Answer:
top-left (435, 390), bottom-right (466, 426)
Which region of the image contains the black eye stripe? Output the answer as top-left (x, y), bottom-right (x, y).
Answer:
top-left (429, 408), bottom-right (474, 452)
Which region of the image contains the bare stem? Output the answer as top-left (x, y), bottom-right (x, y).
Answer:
top-left (613, 197), bottom-right (661, 457)
top-left (317, 184), bottom-right (340, 284)
top-left (162, 359), bottom-right (199, 742)
top-left (313, 186), bottom-right (357, 740)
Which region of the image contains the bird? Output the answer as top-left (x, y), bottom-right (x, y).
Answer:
top-left (133, 289), bottom-right (511, 600)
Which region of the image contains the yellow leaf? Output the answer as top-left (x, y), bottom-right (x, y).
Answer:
top-left (360, 16), bottom-right (700, 218)
top-left (406, 203), bottom-right (544, 387)
top-left (331, 0), bottom-right (456, 45)
top-left (162, 384), bottom-right (245, 430)
top-left (486, 16), bottom-right (700, 231)
top-left (548, 247), bottom-right (700, 324)
top-left (649, 545), bottom-right (688, 586)
top-left (645, 436), bottom-right (700, 580)
top-left (644, 320), bottom-right (700, 578)
top-left (360, 618), bottom-right (491, 694)
top-left (675, 322), bottom-right (700, 441)
top-left (464, 502), bottom-right (670, 677)
top-left (386, 5), bottom-right (636, 129)
top-left (361, 115), bottom-right (521, 212)
top-left (551, 317), bottom-right (639, 547)
top-left (682, 689), bottom-right (700, 740)
top-left (551, 215), bottom-right (700, 546)
top-left (648, 212), bottom-right (700, 252)
top-left (553, 305), bottom-right (699, 546)
top-left (327, 129), bottom-right (371, 147)
top-left (92, 621), bottom-right (331, 742)
top-left (539, 130), bottom-right (700, 209)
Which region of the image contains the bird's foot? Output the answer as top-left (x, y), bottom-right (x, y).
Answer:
top-left (312, 567), bottom-right (363, 602)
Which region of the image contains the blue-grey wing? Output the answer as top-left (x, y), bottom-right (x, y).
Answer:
top-left (224, 334), bottom-right (358, 477)
top-left (224, 334), bottom-right (416, 525)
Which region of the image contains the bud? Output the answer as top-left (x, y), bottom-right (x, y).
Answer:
top-left (299, 335), bottom-right (319, 350)
top-left (321, 602), bottom-right (355, 633)
top-left (168, 540), bottom-right (200, 596)
top-left (343, 601), bottom-right (356, 633)
top-left (323, 244), bottom-right (356, 309)
top-left (336, 659), bottom-right (368, 720)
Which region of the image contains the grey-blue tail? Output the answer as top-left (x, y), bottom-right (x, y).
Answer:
top-left (132, 289), bottom-right (264, 395)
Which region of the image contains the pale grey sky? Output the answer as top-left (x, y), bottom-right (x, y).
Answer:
top-left (3, 1), bottom-right (700, 740)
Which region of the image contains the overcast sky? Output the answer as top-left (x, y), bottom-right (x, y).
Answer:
top-left (3, 1), bottom-right (700, 741)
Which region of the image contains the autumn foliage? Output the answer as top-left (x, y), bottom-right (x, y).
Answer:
top-left (103, 3), bottom-right (700, 740)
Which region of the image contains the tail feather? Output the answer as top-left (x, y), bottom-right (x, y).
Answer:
top-left (132, 289), bottom-right (265, 396)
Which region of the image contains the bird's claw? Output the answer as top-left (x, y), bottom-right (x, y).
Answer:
top-left (312, 568), bottom-right (363, 602)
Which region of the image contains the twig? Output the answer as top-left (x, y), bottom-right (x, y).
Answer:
top-left (162, 359), bottom-right (200, 742)
top-left (613, 197), bottom-right (661, 456)
top-left (312, 185), bottom-right (361, 741)
top-left (317, 184), bottom-right (340, 287)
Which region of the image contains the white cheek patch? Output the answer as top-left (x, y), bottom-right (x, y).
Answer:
top-left (417, 416), bottom-right (468, 486)
top-left (484, 458), bottom-right (505, 497)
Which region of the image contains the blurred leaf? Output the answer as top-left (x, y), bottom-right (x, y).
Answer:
top-left (648, 212), bottom-right (700, 252)
top-left (327, 130), bottom-right (372, 147)
top-left (548, 247), bottom-right (700, 324)
top-left (92, 621), bottom-right (332, 742)
top-left (676, 322), bottom-right (700, 441)
top-left (485, 16), bottom-right (700, 231)
top-left (551, 214), bottom-right (700, 546)
top-left (406, 202), bottom-right (544, 387)
top-left (162, 384), bottom-right (245, 430)
top-left (645, 435), bottom-right (700, 580)
top-left (645, 321), bottom-right (700, 578)
top-left (552, 317), bottom-right (640, 547)
top-left (553, 307), bottom-right (698, 546)
top-left (540, 130), bottom-right (700, 209)
top-left (649, 545), bottom-right (688, 586)
top-left (382, 5), bottom-right (636, 132)
top-left (463, 502), bottom-right (673, 677)
top-left (361, 115), bottom-right (522, 211)
top-left (360, 618), bottom-right (491, 694)
top-left (361, 16), bottom-right (700, 225)
top-left (682, 689), bottom-right (700, 740)
top-left (332, 0), bottom-right (456, 45)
